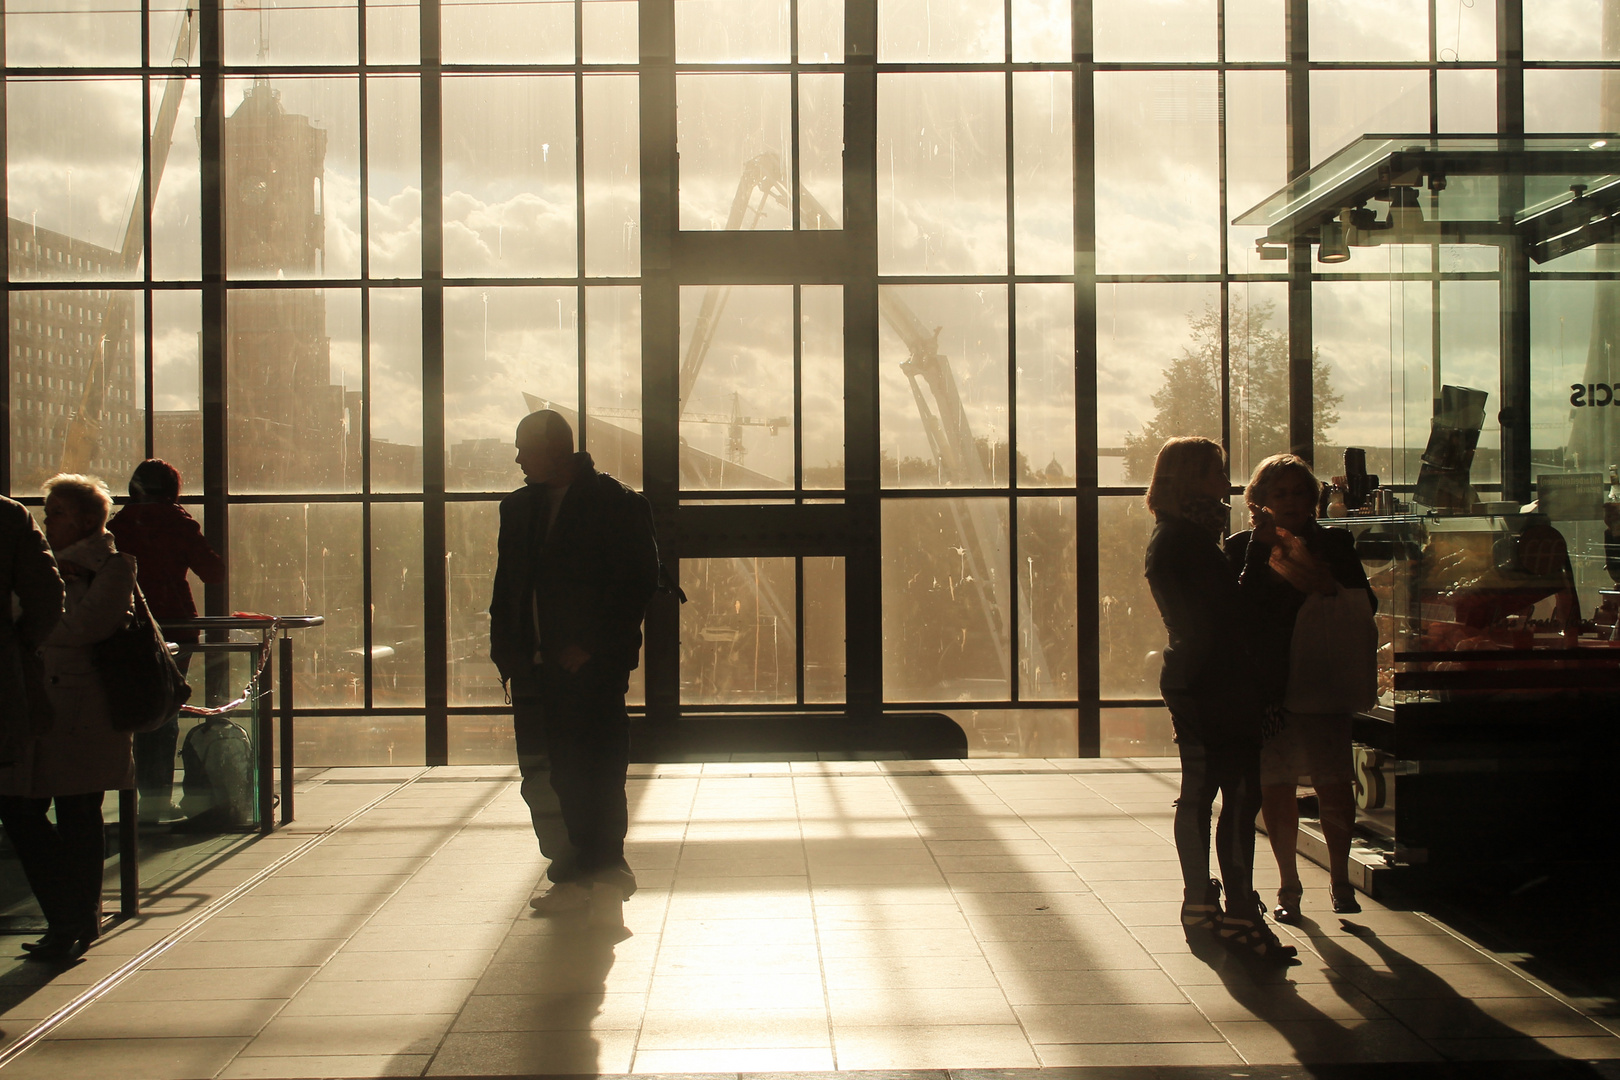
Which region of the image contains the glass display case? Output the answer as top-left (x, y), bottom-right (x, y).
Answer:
top-left (1339, 509), bottom-right (1620, 874)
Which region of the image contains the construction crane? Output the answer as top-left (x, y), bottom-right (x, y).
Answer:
top-left (679, 152), bottom-right (1054, 696)
top-left (58, 6), bottom-right (198, 474)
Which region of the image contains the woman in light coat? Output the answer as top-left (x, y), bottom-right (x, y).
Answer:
top-left (0, 474), bottom-right (135, 962)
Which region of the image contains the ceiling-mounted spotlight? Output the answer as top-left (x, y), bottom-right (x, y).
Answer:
top-left (1318, 219), bottom-right (1350, 263)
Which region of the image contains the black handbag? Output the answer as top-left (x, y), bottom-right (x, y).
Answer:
top-left (93, 582), bottom-right (193, 734)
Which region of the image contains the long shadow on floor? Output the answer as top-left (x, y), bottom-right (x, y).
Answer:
top-left (1196, 916), bottom-right (1612, 1075)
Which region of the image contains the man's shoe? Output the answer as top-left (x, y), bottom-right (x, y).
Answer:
top-left (529, 881), bottom-right (590, 915)
top-left (588, 882), bottom-right (624, 929)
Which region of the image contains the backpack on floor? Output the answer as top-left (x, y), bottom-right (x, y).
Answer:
top-left (179, 716), bottom-right (254, 828)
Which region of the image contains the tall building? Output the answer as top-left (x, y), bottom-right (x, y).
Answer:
top-left (7, 219), bottom-right (141, 494)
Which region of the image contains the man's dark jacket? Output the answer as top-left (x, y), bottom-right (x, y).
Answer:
top-left (489, 453), bottom-right (660, 681)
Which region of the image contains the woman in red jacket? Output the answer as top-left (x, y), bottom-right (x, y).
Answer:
top-left (107, 460), bottom-right (225, 823)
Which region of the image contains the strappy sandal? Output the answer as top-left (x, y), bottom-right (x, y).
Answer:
top-left (1330, 882), bottom-right (1362, 914)
top-left (1180, 878), bottom-right (1223, 938)
top-left (1274, 882), bottom-right (1304, 925)
top-left (1220, 892), bottom-right (1299, 964)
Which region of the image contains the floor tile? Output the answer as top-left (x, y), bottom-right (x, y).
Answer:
top-left (0, 1036), bottom-right (250, 1080)
top-left (217, 1054), bottom-right (430, 1078)
top-left (826, 987), bottom-right (1017, 1027)
top-left (241, 1012), bottom-right (455, 1057)
top-left (426, 1028), bottom-right (637, 1075)
top-left (451, 991), bottom-right (649, 1032)
top-left (1212, 1017), bottom-right (1446, 1064)
top-left (636, 1007), bottom-right (829, 1048)
top-left (1013, 1002), bottom-right (1224, 1044)
top-left (831, 1024), bottom-right (1040, 1069)
top-left (631, 1046), bottom-right (836, 1072)
top-left (278, 978), bottom-right (477, 1016)
top-left (51, 998), bottom-right (283, 1040)
top-left (1033, 1041), bottom-right (1247, 1067)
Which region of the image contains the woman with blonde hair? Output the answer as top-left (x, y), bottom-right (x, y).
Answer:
top-left (1225, 453), bottom-right (1375, 921)
top-left (0, 474), bottom-right (135, 962)
top-left (1144, 437), bottom-right (1295, 963)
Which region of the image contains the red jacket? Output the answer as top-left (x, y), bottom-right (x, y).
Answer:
top-left (107, 502), bottom-right (226, 621)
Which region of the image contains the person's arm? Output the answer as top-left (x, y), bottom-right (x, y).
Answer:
top-left (46, 553), bottom-right (134, 647)
top-left (487, 496), bottom-right (528, 679)
top-left (580, 487), bottom-right (660, 667)
top-left (1322, 527), bottom-right (1377, 614)
top-left (177, 507), bottom-right (227, 584)
top-left (11, 508), bottom-right (63, 649)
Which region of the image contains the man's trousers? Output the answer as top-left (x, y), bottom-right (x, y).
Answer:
top-left (511, 661), bottom-right (636, 897)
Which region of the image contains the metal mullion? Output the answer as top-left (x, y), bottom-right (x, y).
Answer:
top-left (1072, 0), bottom-right (1100, 755)
top-left (1217, 0), bottom-right (1230, 472)
top-left (575, 9), bottom-right (586, 450)
top-left (790, 0), bottom-right (800, 229)
top-left (0, 10), bottom-right (7, 495)
top-left (360, 286), bottom-right (374, 706)
top-left (792, 287), bottom-right (803, 491)
top-left (421, 0), bottom-right (448, 764)
top-left (795, 556), bottom-right (805, 705)
top-left (1004, 0), bottom-right (1019, 704)
top-left (142, 3), bottom-right (156, 459)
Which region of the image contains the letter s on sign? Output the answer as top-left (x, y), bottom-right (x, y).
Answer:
top-left (1572, 384), bottom-right (1587, 407)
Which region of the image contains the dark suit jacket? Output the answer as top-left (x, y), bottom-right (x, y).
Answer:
top-left (488, 454), bottom-right (660, 681)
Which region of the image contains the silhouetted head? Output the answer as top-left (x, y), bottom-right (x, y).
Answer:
top-left (514, 409), bottom-right (576, 485)
top-left (1145, 436), bottom-right (1227, 519)
top-left (129, 458), bottom-right (183, 503)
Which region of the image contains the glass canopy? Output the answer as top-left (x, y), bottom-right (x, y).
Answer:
top-left (1233, 134), bottom-right (1620, 262)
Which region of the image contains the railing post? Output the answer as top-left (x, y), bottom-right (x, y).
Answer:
top-left (258, 639), bottom-right (275, 834)
top-left (279, 633), bottom-right (294, 824)
top-left (118, 788), bottom-right (139, 917)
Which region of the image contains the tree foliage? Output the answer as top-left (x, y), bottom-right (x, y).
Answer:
top-left (1121, 300), bottom-right (1341, 483)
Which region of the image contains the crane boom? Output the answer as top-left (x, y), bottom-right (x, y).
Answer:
top-left (59, 6), bottom-right (197, 475)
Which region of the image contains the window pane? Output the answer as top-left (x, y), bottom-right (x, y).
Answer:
top-left (1019, 497), bottom-right (1077, 701)
top-left (447, 501), bottom-right (503, 706)
top-left (1013, 71), bottom-right (1073, 276)
top-left (1438, 69), bottom-right (1498, 134)
top-left (878, 72), bottom-right (1007, 275)
top-left (226, 0), bottom-right (358, 65)
top-left (583, 0), bottom-right (639, 64)
top-left (224, 77), bottom-right (361, 280)
top-left (799, 0), bottom-right (846, 61)
top-left (1095, 72), bottom-right (1219, 275)
top-left (1308, 0), bottom-right (1427, 62)
top-left (800, 74), bottom-right (844, 230)
top-left (443, 76), bottom-right (577, 278)
top-left (9, 0), bottom-right (142, 67)
top-left (1440, 0), bottom-right (1495, 61)
top-left (8, 79), bottom-right (143, 282)
top-left (370, 288), bottom-right (424, 493)
top-left (1095, 0), bottom-right (1216, 62)
top-left (1097, 282), bottom-right (1220, 487)
top-left (9, 290), bottom-right (144, 493)
top-left (443, 0), bottom-right (573, 63)
top-left (152, 290), bottom-right (202, 482)
top-left (297, 716), bottom-right (425, 766)
top-left (372, 502), bottom-right (424, 706)
top-left (584, 286), bottom-right (642, 489)
top-left (804, 556), bottom-right (845, 702)
top-left (368, 77), bottom-right (422, 279)
top-left (879, 0), bottom-right (1004, 62)
top-left (228, 288), bottom-right (362, 494)
top-left (802, 285), bottom-right (845, 489)
top-left (1532, 279), bottom-right (1620, 482)
top-left (675, 0), bottom-right (791, 62)
top-left (1313, 279), bottom-right (1430, 486)
top-left (448, 717), bottom-right (514, 765)
top-left (1226, 70), bottom-right (1287, 275)
top-left (1098, 495), bottom-right (1168, 699)
top-left (1016, 284), bottom-right (1074, 487)
top-left (1525, 0), bottom-right (1613, 61)
top-left (1310, 69), bottom-right (1429, 166)
top-left (1229, 283), bottom-right (1293, 483)
top-left (1439, 280), bottom-right (1501, 486)
top-left (1526, 69), bottom-right (1605, 133)
top-left (230, 504), bottom-right (364, 710)
top-left (1225, 0), bottom-right (1285, 62)
top-left (585, 75), bottom-right (641, 277)
top-left (151, 75), bottom-right (203, 281)
top-left (1101, 705), bottom-right (1176, 757)
top-left (1012, 0), bottom-right (1070, 62)
top-left (679, 285), bottom-right (795, 490)
top-left (444, 286), bottom-right (577, 492)
top-left (680, 557), bottom-right (798, 705)
top-left (678, 74), bottom-right (792, 232)
top-left (879, 284), bottom-right (1009, 487)
top-left (367, 0), bottom-right (420, 64)
top-left (882, 497), bottom-right (1011, 701)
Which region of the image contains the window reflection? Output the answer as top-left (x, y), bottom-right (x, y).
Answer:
top-left (442, 0), bottom-right (572, 64)
top-left (1012, 72), bottom-right (1073, 275)
top-left (880, 0), bottom-right (1004, 63)
top-left (369, 288), bottom-right (425, 493)
top-left (678, 74), bottom-right (792, 232)
top-left (675, 0), bottom-right (791, 63)
top-left (583, 75), bottom-right (641, 277)
top-left (1019, 497), bottom-right (1078, 700)
top-left (1097, 496), bottom-right (1170, 700)
top-left (804, 557), bottom-right (846, 702)
top-left (1015, 284), bottom-right (1075, 488)
top-left (584, 286), bottom-right (644, 489)
top-left (679, 285), bottom-right (795, 489)
top-left (152, 291), bottom-right (202, 483)
top-left (681, 557), bottom-right (798, 705)
top-left (447, 501), bottom-right (503, 707)
top-left (371, 502), bottom-right (425, 706)
top-left (225, 0), bottom-right (359, 66)
top-left (8, 0), bottom-right (142, 67)
top-left (1095, 0), bottom-right (1216, 62)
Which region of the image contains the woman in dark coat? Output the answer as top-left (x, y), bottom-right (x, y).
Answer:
top-left (1144, 437), bottom-right (1295, 963)
top-left (108, 459), bottom-right (224, 822)
top-left (1225, 453), bottom-right (1376, 921)
top-left (0, 474), bottom-right (135, 962)
top-left (0, 495), bottom-right (63, 765)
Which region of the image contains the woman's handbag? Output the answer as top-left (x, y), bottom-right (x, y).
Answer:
top-left (1283, 587), bottom-right (1379, 714)
top-left (93, 583), bottom-right (193, 734)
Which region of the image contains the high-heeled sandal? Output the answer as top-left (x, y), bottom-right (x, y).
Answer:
top-left (1220, 893), bottom-right (1299, 964)
top-left (1180, 878), bottom-right (1223, 937)
top-left (1273, 882), bottom-right (1304, 925)
top-left (1330, 882), bottom-right (1362, 914)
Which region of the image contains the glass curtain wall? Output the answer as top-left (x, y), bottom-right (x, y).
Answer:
top-left (4, 1), bottom-right (1610, 762)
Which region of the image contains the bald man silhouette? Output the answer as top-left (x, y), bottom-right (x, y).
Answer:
top-left (489, 409), bottom-right (659, 925)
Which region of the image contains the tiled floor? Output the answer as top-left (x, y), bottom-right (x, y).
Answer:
top-left (0, 759), bottom-right (1615, 1079)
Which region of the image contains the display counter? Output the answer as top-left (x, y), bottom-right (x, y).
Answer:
top-left (1336, 510), bottom-right (1620, 875)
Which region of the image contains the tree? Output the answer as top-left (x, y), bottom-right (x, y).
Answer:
top-left (1121, 300), bottom-right (1341, 483)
